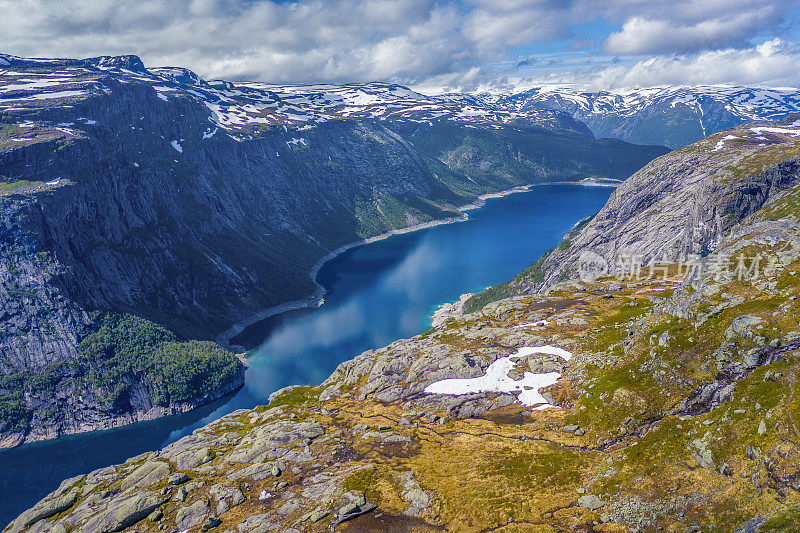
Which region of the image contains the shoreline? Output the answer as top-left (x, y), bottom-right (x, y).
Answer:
top-left (5, 179), bottom-right (614, 448)
top-left (214, 183), bottom-right (541, 349)
top-left (0, 370), bottom-right (246, 449)
top-left (3, 182), bottom-right (549, 450)
top-left (430, 292), bottom-right (474, 328)
top-left (420, 178), bottom-right (622, 328)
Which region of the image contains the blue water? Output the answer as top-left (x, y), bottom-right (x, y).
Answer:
top-left (0, 184), bottom-right (612, 526)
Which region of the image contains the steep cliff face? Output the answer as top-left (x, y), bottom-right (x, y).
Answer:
top-left (10, 126), bottom-right (800, 532)
top-left (0, 63), bottom-right (460, 445)
top-left (0, 54), bottom-right (667, 445)
top-left (505, 117), bottom-right (800, 296)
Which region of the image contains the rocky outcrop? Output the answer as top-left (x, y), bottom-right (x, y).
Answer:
top-left (0, 367), bottom-right (245, 449)
top-left (508, 118), bottom-right (800, 296)
top-left (430, 292), bottom-right (473, 327)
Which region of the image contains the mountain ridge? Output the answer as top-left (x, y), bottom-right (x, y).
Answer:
top-left (438, 84), bottom-right (800, 148)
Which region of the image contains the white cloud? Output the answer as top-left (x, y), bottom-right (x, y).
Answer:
top-left (0, 0), bottom-right (583, 84)
top-left (462, 1), bottom-right (571, 55)
top-left (590, 39), bottom-right (800, 89)
top-left (0, 0), bottom-right (472, 83)
top-left (433, 38), bottom-right (800, 94)
top-left (0, 0), bottom-right (796, 91)
top-left (601, 0), bottom-right (797, 54)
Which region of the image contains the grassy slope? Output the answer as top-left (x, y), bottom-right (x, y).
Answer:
top-left (283, 235), bottom-right (800, 531)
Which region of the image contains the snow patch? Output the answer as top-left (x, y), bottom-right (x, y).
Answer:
top-left (286, 137), bottom-right (307, 147)
top-left (424, 345), bottom-right (572, 408)
top-left (514, 320), bottom-right (549, 328)
top-left (152, 86), bottom-right (176, 102)
top-left (749, 126), bottom-right (800, 137)
top-left (170, 140), bottom-right (183, 153)
top-left (0, 78), bottom-right (75, 92)
top-left (711, 135), bottom-right (739, 152)
top-left (0, 90), bottom-right (85, 102)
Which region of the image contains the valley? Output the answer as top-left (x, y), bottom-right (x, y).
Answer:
top-left (0, 53), bottom-right (665, 448)
top-left (0, 183), bottom-right (614, 527)
top-left (2, 48), bottom-right (800, 532)
top-left (8, 116), bottom-right (800, 531)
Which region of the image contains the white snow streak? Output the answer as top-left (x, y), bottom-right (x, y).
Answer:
top-left (514, 319), bottom-right (549, 328)
top-left (749, 126), bottom-right (800, 137)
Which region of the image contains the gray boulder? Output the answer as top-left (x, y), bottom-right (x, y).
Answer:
top-left (79, 491), bottom-right (166, 533)
top-left (7, 489), bottom-right (79, 532)
top-left (236, 513), bottom-right (279, 533)
top-left (176, 499), bottom-right (210, 530)
top-left (577, 494), bottom-right (606, 510)
top-left (120, 460), bottom-right (171, 490)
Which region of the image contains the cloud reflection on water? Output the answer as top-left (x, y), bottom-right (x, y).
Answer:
top-left (244, 239), bottom-right (445, 398)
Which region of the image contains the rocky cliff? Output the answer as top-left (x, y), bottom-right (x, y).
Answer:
top-left (9, 119), bottom-right (800, 531)
top-left (512, 117), bottom-right (800, 296)
top-left (0, 54), bottom-right (667, 446)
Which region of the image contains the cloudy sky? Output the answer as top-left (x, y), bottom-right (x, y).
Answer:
top-left (0, 0), bottom-right (798, 93)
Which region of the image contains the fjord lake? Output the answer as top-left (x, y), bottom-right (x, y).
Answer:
top-left (0, 183), bottom-right (613, 526)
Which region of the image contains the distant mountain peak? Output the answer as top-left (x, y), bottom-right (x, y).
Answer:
top-left (0, 54), bottom-right (590, 140)
top-left (150, 66), bottom-right (210, 88)
top-left (86, 54), bottom-right (148, 74)
top-left (487, 84), bottom-right (800, 147)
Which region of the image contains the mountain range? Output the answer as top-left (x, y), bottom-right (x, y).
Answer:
top-left (439, 85), bottom-right (800, 148)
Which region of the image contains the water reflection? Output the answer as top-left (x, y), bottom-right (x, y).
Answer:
top-left (168, 185), bottom-right (614, 442)
top-left (0, 184), bottom-right (612, 527)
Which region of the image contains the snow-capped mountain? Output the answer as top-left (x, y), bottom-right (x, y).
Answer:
top-left (6, 51), bottom-right (796, 150)
top-left (487, 85), bottom-right (800, 148)
top-left (0, 53), bottom-right (585, 142)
